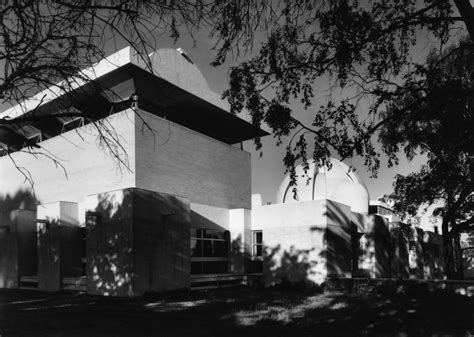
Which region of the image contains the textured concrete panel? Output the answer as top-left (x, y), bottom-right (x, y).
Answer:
top-left (422, 231), bottom-right (445, 279)
top-left (86, 188), bottom-right (190, 296)
top-left (37, 221), bottom-right (61, 291)
top-left (0, 212), bottom-right (18, 288)
top-left (360, 215), bottom-right (390, 278)
top-left (135, 111), bottom-right (251, 209)
top-left (132, 188), bottom-right (190, 294)
top-left (229, 208), bottom-right (251, 274)
top-left (390, 225), bottom-right (410, 278)
top-left (254, 200), bottom-right (355, 285)
top-left (38, 202), bottom-right (82, 279)
top-left (326, 201), bottom-right (352, 277)
top-left (262, 225), bottom-right (327, 286)
top-left (0, 111), bottom-right (136, 213)
top-left (0, 210), bottom-right (36, 288)
top-left (15, 210), bottom-right (37, 277)
top-left (86, 189), bottom-right (134, 296)
top-left (191, 203), bottom-right (229, 231)
top-left (408, 227), bottom-right (424, 279)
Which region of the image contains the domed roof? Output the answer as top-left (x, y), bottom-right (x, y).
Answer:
top-left (275, 158), bottom-right (369, 214)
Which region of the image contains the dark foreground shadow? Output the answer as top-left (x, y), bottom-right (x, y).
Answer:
top-left (0, 287), bottom-right (472, 337)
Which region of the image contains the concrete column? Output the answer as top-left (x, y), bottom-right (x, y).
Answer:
top-left (0, 210), bottom-right (36, 288)
top-left (360, 215), bottom-right (390, 278)
top-left (37, 220), bottom-right (61, 291)
top-left (408, 227), bottom-right (424, 279)
top-left (37, 201), bottom-right (80, 291)
top-left (0, 212), bottom-right (19, 288)
top-left (229, 208), bottom-right (251, 274)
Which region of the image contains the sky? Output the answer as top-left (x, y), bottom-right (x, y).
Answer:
top-left (135, 28), bottom-right (430, 206)
top-left (0, 12), bottom-right (438, 226)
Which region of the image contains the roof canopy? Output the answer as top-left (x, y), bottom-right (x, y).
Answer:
top-left (0, 47), bottom-right (267, 151)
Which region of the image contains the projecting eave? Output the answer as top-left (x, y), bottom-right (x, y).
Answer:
top-left (0, 47), bottom-right (268, 147)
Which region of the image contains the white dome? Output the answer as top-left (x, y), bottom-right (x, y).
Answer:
top-left (275, 158), bottom-right (369, 214)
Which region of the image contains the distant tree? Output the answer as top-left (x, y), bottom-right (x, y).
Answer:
top-left (380, 41), bottom-right (473, 279)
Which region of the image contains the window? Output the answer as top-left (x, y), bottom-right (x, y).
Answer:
top-left (252, 231), bottom-right (263, 258)
top-left (190, 228), bottom-right (229, 275)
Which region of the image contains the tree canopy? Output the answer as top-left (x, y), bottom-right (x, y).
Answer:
top-left (212, 1), bottom-right (474, 178)
top-left (1, 1), bottom-right (473, 277)
top-left (381, 42), bottom-right (473, 277)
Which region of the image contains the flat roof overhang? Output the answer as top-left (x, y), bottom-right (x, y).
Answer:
top-left (0, 63), bottom-right (268, 151)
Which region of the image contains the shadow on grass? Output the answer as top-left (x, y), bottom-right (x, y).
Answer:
top-left (0, 287), bottom-right (472, 337)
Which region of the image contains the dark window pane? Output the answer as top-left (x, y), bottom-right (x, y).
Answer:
top-left (214, 240), bottom-right (228, 257)
top-left (248, 260), bottom-right (263, 273)
top-left (256, 231), bottom-right (262, 244)
top-left (203, 230), bottom-right (226, 240)
top-left (191, 262), bottom-right (202, 274)
top-left (202, 240), bottom-right (228, 257)
top-left (256, 245), bottom-right (262, 257)
top-left (191, 239), bottom-right (202, 257)
top-left (202, 261), bottom-right (228, 274)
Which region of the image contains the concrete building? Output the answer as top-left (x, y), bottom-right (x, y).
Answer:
top-left (0, 47), bottom-right (445, 296)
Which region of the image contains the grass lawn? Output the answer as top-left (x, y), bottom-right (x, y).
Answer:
top-left (0, 286), bottom-right (472, 336)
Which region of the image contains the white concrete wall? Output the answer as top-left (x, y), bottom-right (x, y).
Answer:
top-left (135, 110), bottom-right (251, 209)
top-left (252, 200), bottom-right (330, 285)
top-left (0, 111), bottom-right (136, 218)
top-left (190, 203), bottom-right (230, 231)
top-left (251, 199), bottom-right (328, 230)
top-left (37, 201), bottom-right (79, 227)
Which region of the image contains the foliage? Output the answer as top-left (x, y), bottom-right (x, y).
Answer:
top-left (381, 41), bottom-right (474, 277)
top-left (0, 0), bottom-right (211, 184)
top-left (209, 0), bottom-right (474, 183)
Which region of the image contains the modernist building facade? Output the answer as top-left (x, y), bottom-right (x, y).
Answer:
top-left (0, 47), bottom-right (445, 296)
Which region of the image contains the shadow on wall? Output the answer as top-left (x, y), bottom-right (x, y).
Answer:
top-left (0, 189), bottom-right (38, 288)
top-left (358, 216), bottom-right (391, 278)
top-left (87, 190), bottom-right (135, 296)
top-left (86, 189), bottom-right (190, 297)
top-left (263, 244), bottom-right (323, 286)
top-left (323, 204), bottom-right (353, 279)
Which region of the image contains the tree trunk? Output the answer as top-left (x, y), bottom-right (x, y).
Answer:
top-left (453, 231), bottom-right (464, 280)
top-left (442, 218), bottom-right (456, 279)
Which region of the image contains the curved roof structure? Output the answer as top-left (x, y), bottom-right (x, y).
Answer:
top-left (275, 158), bottom-right (369, 214)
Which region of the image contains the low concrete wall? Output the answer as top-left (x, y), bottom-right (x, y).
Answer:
top-left (327, 277), bottom-right (474, 297)
top-left (359, 215), bottom-right (390, 278)
top-left (252, 200), bottom-right (353, 286)
top-left (390, 225), bottom-right (410, 278)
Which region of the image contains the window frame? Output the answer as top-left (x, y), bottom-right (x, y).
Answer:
top-left (252, 230), bottom-right (263, 260)
top-left (190, 228), bottom-right (230, 275)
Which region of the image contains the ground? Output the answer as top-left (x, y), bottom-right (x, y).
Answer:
top-left (0, 286), bottom-right (473, 337)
